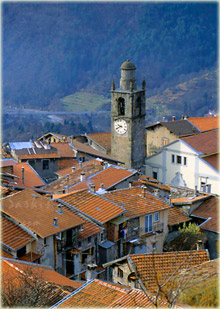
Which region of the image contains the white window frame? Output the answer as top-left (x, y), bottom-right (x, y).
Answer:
top-left (145, 214), bottom-right (153, 233)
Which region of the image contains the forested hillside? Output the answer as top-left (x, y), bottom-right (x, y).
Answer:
top-left (3, 2), bottom-right (217, 113)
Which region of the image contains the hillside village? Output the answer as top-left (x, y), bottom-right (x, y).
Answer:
top-left (1, 61), bottom-right (219, 307)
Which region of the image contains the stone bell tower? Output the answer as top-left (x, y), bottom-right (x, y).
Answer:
top-left (111, 60), bottom-right (146, 170)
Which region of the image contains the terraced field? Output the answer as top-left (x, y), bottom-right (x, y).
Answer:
top-left (61, 92), bottom-right (110, 112)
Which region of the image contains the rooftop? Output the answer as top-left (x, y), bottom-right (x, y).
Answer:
top-left (103, 187), bottom-right (171, 219)
top-left (55, 159), bottom-right (103, 177)
top-left (59, 189), bottom-right (125, 224)
top-left (187, 116), bottom-right (219, 132)
top-left (87, 132), bottom-right (111, 153)
top-left (11, 162), bottom-right (45, 187)
top-left (69, 166), bottom-right (137, 193)
top-left (1, 216), bottom-right (35, 251)
top-left (1, 189), bottom-right (84, 238)
top-left (181, 128), bottom-right (219, 155)
top-left (50, 142), bottom-right (75, 158)
top-left (168, 207), bottom-right (190, 226)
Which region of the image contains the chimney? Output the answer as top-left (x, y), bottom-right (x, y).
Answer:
top-left (58, 204), bottom-right (63, 214)
top-left (72, 166), bottom-right (75, 172)
top-left (100, 183), bottom-right (104, 189)
top-left (90, 184), bottom-right (96, 193)
top-left (154, 189), bottom-right (159, 197)
top-left (80, 161), bottom-right (83, 168)
top-left (86, 264), bottom-right (97, 281)
top-left (172, 116), bottom-right (176, 122)
top-left (66, 174), bottom-right (69, 193)
top-left (141, 185), bottom-right (146, 198)
top-left (80, 172), bottom-right (86, 182)
top-left (103, 161), bottom-right (108, 169)
top-left (21, 167), bottom-right (25, 184)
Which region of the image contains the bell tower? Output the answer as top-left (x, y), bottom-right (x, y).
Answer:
top-left (111, 60), bottom-right (146, 170)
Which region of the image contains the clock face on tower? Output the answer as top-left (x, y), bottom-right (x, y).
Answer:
top-left (114, 119), bottom-right (128, 135)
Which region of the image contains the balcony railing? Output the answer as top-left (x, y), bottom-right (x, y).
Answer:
top-left (140, 222), bottom-right (164, 236)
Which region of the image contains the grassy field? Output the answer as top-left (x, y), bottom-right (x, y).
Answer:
top-left (61, 91), bottom-right (110, 112)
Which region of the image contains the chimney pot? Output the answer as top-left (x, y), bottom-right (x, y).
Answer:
top-left (72, 166), bottom-right (75, 172)
top-left (129, 181), bottom-right (133, 188)
top-left (80, 172), bottom-right (86, 182)
top-left (141, 185), bottom-right (146, 197)
top-left (21, 167), bottom-right (25, 184)
top-left (53, 217), bottom-right (58, 227)
top-left (101, 183), bottom-right (104, 189)
top-left (90, 184), bottom-right (96, 193)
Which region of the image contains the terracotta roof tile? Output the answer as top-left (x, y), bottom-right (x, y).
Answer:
top-left (12, 162), bottom-right (45, 187)
top-left (87, 132), bottom-right (111, 152)
top-left (55, 159), bottom-right (103, 177)
top-left (1, 216), bottom-right (35, 250)
top-left (78, 219), bottom-right (103, 240)
top-left (59, 189), bottom-right (125, 224)
top-left (129, 250), bottom-right (209, 293)
top-left (56, 279), bottom-right (167, 307)
top-left (187, 116), bottom-right (219, 132)
top-left (1, 189), bottom-right (84, 238)
top-left (139, 179), bottom-right (171, 192)
top-left (168, 207), bottom-right (190, 226)
top-left (0, 159), bottom-right (16, 167)
top-left (50, 142), bottom-right (75, 158)
top-left (18, 252), bottom-right (43, 262)
top-left (43, 162), bottom-right (104, 194)
top-left (171, 194), bottom-right (210, 205)
top-left (69, 166), bottom-right (137, 192)
top-left (1, 249), bottom-right (15, 259)
top-left (103, 187), bottom-right (170, 219)
top-left (181, 129), bottom-right (219, 155)
top-left (191, 196), bottom-right (219, 232)
top-left (203, 153), bottom-right (219, 171)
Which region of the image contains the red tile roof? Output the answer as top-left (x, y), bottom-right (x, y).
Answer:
top-left (50, 142), bottom-right (75, 158)
top-left (87, 132), bottom-right (111, 152)
top-left (1, 189), bottom-right (84, 238)
top-left (59, 189), bottom-right (125, 224)
top-left (171, 194), bottom-right (210, 205)
top-left (56, 279), bottom-right (168, 307)
top-left (43, 162), bottom-right (104, 194)
top-left (0, 159), bottom-right (16, 167)
top-left (187, 116), bottom-right (219, 132)
top-left (103, 187), bottom-right (170, 219)
top-left (2, 258), bottom-right (81, 290)
top-left (55, 159), bottom-right (103, 177)
top-left (129, 250), bottom-right (209, 293)
top-left (191, 196), bottom-right (219, 232)
top-left (2, 216), bottom-right (35, 250)
top-left (202, 153), bottom-right (219, 171)
top-left (181, 129), bottom-right (219, 155)
top-left (69, 166), bottom-right (137, 192)
top-left (12, 162), bottom-right (45, 187)
top-left (168, 207), bottom-right (190, 226)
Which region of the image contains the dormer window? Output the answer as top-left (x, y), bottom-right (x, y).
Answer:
top-left (118, 98), bottom-right (125, 115)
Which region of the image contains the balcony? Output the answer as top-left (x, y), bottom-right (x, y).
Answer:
top-left (140, 222), bottom-right (164, 237)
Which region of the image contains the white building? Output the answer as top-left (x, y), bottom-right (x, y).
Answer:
top-left (145, 129), bottom-right (219, 195)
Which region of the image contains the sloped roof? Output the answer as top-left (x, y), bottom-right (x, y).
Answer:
top-left (43, 161), bottom-right (104, 194)
top-left (38, 132), bottom-right (70, 142)
top-left (2, 258), bottom-right (82, 289)
top-left (71, 139), bottom-right (121, 163)
top-left (191, 196), bottom-right (219, 232)
top-left (0, 159), bottom-right (16, 167)
top-left (171, 194), bottom-right (210, 205)
top-left (50, 142), bottom-right (75, 158)
top-left (1, 216), bottom-right (35, 250)
top-left (103, 187), bottom-right (170, 219)
top-left (181, 129), bottom-right (219, 155)
top-left (168, 207), bottom-right (190, 226)
top-left (55, 159), bottom-right (103, 177)
top-left (139, 179), bottom-right (171, 192)
top-left (69, 166), bottom-right (137, 192)
top-left (187, 116), bottom-right (219, 132)
top-left (129, 250), bottom-right (209, 293)
top-left (1, 189), bottom-right (84, 238)
top-left (12, 162), bottom-right (45, 187)
top-left (146, 120), bottom-right (199, 136)
top-left (203, 153), bottom-right (219, 171)
top-left (87, 132), bottom-right (111, 152)
top-left (14, 147), bottom-right (60, 160)
top-left (59, 189), bottom-right (125, 224)
top-left (55, 279), bottom-right (167, 307)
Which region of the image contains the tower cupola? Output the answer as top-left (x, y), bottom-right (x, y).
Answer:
top-left (120, 59), bottom-right (137, 91)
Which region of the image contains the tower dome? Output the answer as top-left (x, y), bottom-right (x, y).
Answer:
top-left (120, 60), bottom-right (137, 91)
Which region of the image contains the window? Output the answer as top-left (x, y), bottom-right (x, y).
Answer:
top-left (145, 214), bottom-right (153, 233)
top-left (118, 98), bottom-right (125, 116)
top-left (154, 212), bottom-right (159, 222)
top-left (100, 232), bottom-right (104, 242)
top-left (172, 154), bottom-right (175, 163)
top-left (184, 157), bottom-right (187, 165)
top-left (162, 138), bottom-right (169, 146)
top-left (88, 236), bottom-right (91, 244)
top-left (153, 171), bottom-right (158, 180)
top-left (78, 241), bottom-right (81, 248)
top-left (118, 268), bottom-right (123, 278)
top-left (136, 97), bottom-right (141, 115)
top-left (177, 155), bottom-right (182, 164)
top-left (152, 242), bottom-right (157, 250)
top-left (44, 238), bottom-right (47, 246)
top-left (42, 160), bottom-right (49, 170)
